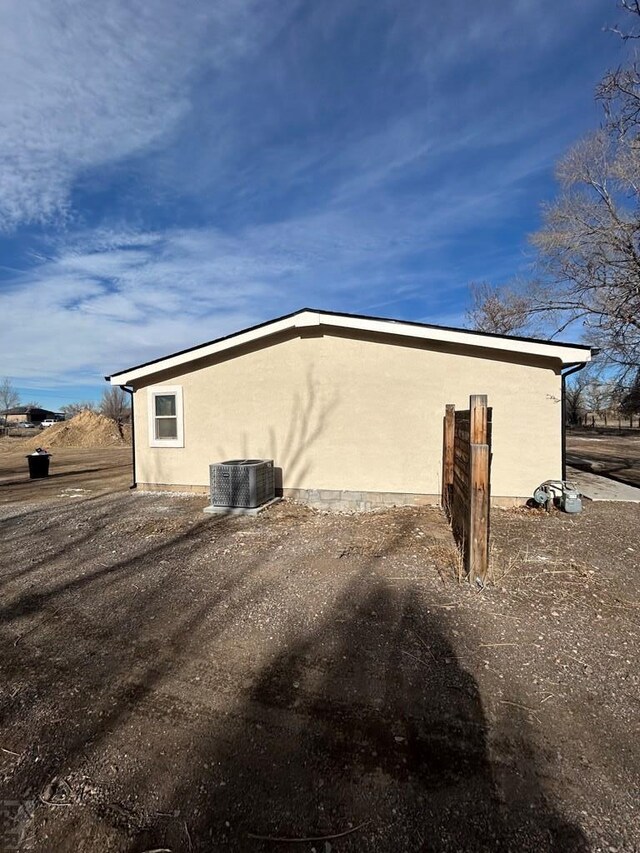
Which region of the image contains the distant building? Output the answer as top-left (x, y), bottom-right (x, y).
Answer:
top-left (0, 406), bottom-right (62, 425)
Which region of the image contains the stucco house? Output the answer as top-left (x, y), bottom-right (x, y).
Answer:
top-left (106, 309), bottom-right (593, 508)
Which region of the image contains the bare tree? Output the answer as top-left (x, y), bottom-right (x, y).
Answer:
top-left (531, 132), bottom-right (640, 376)
top-left (465, 282), bottom-right (534, 335)
top-left (620, 369), bottom-right (640, 414)
top-left (100, 387), bottom-right (130, 425)
top-left (584, 379), bottom-right (615, 425)
top-left (467, 3), bottom-right (640, 389)
top-left (61, 401), bottom-right (98, 417)
top-left (0, 377), bottom-right (20, 415)
top-left (469, 134), bottom-right (640, 378)
top-left (565, 373), bottom-right (589, 427)
top-left (598, 1), bottom-right (640, 136)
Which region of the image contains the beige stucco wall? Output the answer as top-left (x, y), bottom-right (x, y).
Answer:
top-left (131, 328), bottom-right (563, 499)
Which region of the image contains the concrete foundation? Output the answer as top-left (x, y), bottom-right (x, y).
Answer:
top-left (203, 497), bottom-right (282, 516)
top-left (281, 488), bottom-right (529, 511)
top-left (137, 482), bottom-right (528, 510)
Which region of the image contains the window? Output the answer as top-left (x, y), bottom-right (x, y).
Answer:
top-left (148, 386), bottom-right (184, 447)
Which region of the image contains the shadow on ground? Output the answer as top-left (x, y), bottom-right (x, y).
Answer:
top-left (140, 576), bottom-right (588, 852)
top-left (0, 497), bottom-right (588, 852)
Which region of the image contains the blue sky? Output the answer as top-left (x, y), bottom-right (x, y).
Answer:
top-left (0, 0), bottom-right (626, 408)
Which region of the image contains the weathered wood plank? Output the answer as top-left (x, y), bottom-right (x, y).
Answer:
top-left (470, 394), bottom-right (488, 444)
top-left (442, 404), bottom-right (455, 512)
top-left (469, 443), bottom-right (490, 583)
top-left (445, 395), bottom-right (492, 583)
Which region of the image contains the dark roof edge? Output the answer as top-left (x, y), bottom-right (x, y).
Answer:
top-left (106, 307), bottom-right (595, 380)
top-left (308, 308), bottom-right (595, 351)
top-left (105, 307), bottom-right (304, 380)
top-left (1, 405), bottom-right (56, 415)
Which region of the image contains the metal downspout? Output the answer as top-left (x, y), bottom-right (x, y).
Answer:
top-left (120, 386), bottom-right (137, 489)
top-left (561, 362), bottom-right (588, 481)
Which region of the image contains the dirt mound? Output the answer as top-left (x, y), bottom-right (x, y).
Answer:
top-left (23, 410), bottom-right (131, 449)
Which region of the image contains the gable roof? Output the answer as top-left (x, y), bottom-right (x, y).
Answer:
top-left (107, 308), bottom-right (594, 385)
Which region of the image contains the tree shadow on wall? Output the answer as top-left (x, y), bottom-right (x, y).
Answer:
top-left (145, 573), bottom-right (588, 852)
top-left (216, 365), bottom-right (339, 491)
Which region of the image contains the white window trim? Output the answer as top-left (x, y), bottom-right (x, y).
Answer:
top-left (148, 385), bottom-right (184, 448)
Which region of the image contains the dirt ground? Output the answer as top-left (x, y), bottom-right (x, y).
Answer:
top-left (567, 430), bottom-right (640, 489)
top-left (0, 438), bottom-right (132, 504)
top-left (0, 447), bottom-right (639, 852)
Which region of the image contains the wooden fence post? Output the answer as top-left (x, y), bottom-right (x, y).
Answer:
top-left (442, 404), bottom-right (455, 512)
top-left (469, 443), bottom-right (490, 583)
top-left (469, 396), bottom-right (489, 583)
top-left (470, 394), bottom-right (488, 444)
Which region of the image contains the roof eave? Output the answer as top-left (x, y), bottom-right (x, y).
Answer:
top-left (106, 308), bottom-right (594, 385)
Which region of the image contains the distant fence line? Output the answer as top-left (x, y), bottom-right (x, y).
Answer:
top-left (575, 414), bottom-right (640, 430)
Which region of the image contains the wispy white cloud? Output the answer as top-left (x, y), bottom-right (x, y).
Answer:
top-left (0, 142), bottom-right (556, 388)
top-left (0, 0), bottom-right (294, 228)
top-left (0, 0), bottom-right (610, 232)
top-left (0, 100), bottom-right (597, 389)
top-left (0, 0), bottom-right (622, 399)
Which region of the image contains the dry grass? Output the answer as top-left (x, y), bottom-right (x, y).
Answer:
top-left (429, 541), bottom-right (464, 583)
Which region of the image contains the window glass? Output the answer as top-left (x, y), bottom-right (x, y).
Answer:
top-left (149, 387), bottom-right (182, 446)
top-left (155, 394), bottom-right (176, 417)
top-left (155, 417), bottom-right (178, 439)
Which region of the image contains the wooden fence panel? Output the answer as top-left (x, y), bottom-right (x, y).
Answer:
top-left (452, 409), bottom-right (470, 565)
top-left (442, 404), bottom-right (455, 512)
top-left (442, 395), bottom-right (492, 582)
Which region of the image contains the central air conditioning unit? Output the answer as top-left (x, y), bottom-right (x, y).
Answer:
top-left (209, 459), bottom-right (275, 509)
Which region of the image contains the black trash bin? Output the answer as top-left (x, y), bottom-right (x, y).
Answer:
top-left (26, 450), bottom-right (51, 479)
